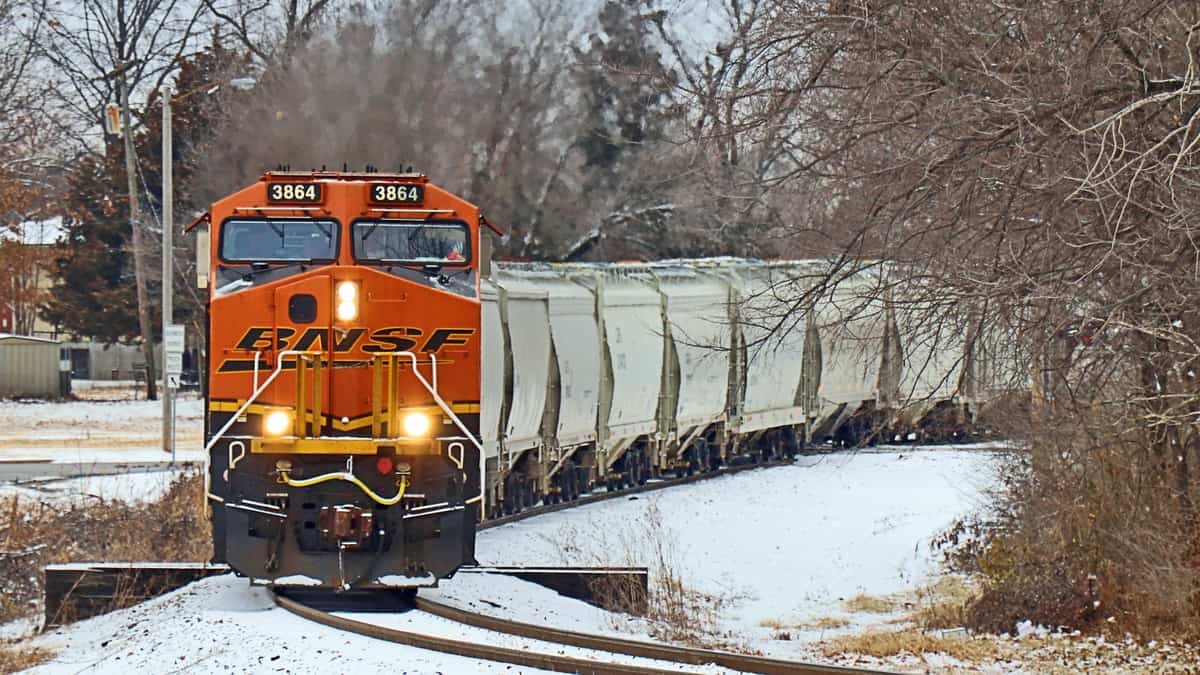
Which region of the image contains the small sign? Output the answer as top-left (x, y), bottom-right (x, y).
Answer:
top-left (165, 352), bottom-right (183, 378)
top-left (167, 373), bottom-right (180, 389)
top-left (267, 182), bottom-right (322, 203)
top-left (104, 102), bottom-right (122, 135)
top-left (164, 324), bottom-right (185, 377)
top-left (165, 324), bottom-right (185, 353)
top-left (370, 183), bottom-right (424, 204)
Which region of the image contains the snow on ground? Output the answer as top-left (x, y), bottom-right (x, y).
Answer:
top-left (426, 572), bottom-right (658, 640)
top-left (338, 599), bottom-right (731, 673)
top-left (0, 395), bottom-right (204, 463)
top-left (27, 575), bottom-right (560, 675)
top-left (474, 447), bottom-right (1005, 659)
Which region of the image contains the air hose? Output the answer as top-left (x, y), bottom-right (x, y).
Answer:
top-left (278, 471), bottom-right (410, 506)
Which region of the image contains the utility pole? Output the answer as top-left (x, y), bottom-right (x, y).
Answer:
top-left (116, 65), bottom-right (158, 401)
top-left (161, 83), bottom-right (174, 456)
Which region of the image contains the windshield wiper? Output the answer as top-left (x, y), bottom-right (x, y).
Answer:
top-left (238, 261), bottom-right (303, 281)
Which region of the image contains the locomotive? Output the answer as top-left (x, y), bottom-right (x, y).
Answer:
top-left (200, 171), bottom-right (1015, 591)
top-left (202, 171), bottom-right (486, 589)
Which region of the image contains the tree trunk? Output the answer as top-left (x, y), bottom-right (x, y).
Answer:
top-left (119, 75), bottom-right (158, 401)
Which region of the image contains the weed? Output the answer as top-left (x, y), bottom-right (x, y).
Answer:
top-left (910, 575), bottom-right (978, 630)
top-left (759, 616), bottom-right (850, 631)
top-left (843, 593), bottom-right (901, 614)
top-left (0, 644), bottom-right (52, 673)
top-left (822, 628), bottom-right (999, 661)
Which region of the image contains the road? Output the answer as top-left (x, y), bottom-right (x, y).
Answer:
top-left (0, 460), bottom-right (198, 483)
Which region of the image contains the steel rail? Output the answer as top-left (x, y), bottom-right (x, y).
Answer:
top-left (273, 591), bottom-right (694, 675)
top-left (414, 596), bottom-right (880, 675)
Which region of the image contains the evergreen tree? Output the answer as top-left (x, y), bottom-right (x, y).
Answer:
top-left (575, 0), bottom-right (674, 176)
top-left (43, 146), bottom-right (143, 343)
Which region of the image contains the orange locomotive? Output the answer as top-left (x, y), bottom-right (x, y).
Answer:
top-left (203, 171), bottom-right (484, 589)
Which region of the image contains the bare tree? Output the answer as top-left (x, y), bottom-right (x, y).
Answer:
top-left (201, 0), bottom-right (336, 68)
top-left (682, 0), bottom-right (1200, 631)
top-left (38, 0), bottom-right (203, 399)
top-left (191, 0), bottom-right (587, 249)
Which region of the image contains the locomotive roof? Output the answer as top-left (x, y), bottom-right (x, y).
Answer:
top-left (258, 170), bottom-right (427, 181)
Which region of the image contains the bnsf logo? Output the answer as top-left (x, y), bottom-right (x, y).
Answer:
top-left (234, 326), bottom-right (475, 353)
top-left (217, 326), bottom-right (475, 373)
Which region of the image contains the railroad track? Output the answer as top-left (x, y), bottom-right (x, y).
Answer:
top-left (274, 454), bottom-right (889, 674)
top-left (273, 589), bottom-right (877, 674)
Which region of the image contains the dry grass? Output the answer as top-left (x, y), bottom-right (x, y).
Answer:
top-left (822, 628), bottom-right (1000, 661)
top-left (0, 644), bottom-right (52, 673)
top-left (843, 592), bottom-right (902, 614)
top-left (759, 616), bottom-right (850, 631)
top-left (910, 575), bottom-right (979, 630)
top-left (0, 472), bottom-right (209, 625)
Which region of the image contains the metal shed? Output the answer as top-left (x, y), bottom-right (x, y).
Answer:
top-left (0, 334), bottom-right (66, 398)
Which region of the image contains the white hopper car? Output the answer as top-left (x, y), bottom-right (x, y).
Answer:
top-left (480, 258), bottom-right (1005, 515)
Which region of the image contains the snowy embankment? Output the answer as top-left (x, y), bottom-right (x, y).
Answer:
top-left (23, 447), bottom-right (1004, 674)
top-left (472, 448), bottom-right (1004, 658)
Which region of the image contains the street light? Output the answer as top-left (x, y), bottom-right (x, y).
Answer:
top-left (160, 75), bottom-right (256, 458)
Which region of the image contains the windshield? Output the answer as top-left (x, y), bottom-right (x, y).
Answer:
top-left (353, 220), bottom-right (470, 265)
top-left (220, 219), bottom-right (338, 262)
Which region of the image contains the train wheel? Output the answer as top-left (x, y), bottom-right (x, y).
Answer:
top-left (627, 449), bottom-right (643, 486)
top-left (571, 465), bottom-right (583, 500)
top-left (574, 468), bottom-right (586, 499)
top-left (784, 428), bottom-right (800, 458)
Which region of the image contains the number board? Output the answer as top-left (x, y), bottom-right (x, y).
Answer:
top-left (267, 182), bottom-right (322, 203)
top-left (370, 183), bottom-right (424, 204)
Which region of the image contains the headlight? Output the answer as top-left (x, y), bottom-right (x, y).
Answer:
top-left (335, 281), bottom-right (359, 322)
top-left (264, 410), bottom-right (291, 436)
top-left (401, 412), bottom-right (431, 437)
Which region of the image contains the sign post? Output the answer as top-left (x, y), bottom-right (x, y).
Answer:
top-left (164, 324), bottom-right (184, 460)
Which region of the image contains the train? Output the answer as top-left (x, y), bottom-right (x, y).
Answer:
top-left (199, 170), bottom-right (1016, 590)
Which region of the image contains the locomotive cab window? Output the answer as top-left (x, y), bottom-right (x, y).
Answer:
top-left (353, 220), bottom-right (470, 266)
top-left (220, 219), bottom-right (339, 263)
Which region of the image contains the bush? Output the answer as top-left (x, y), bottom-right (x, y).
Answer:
top-left (954, 408), bottom-right (1200, 637)
top-left (0, 472), bottom-right (209, 625)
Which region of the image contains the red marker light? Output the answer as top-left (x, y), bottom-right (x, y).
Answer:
top-left (375, 456), bottom-right (395, 475)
